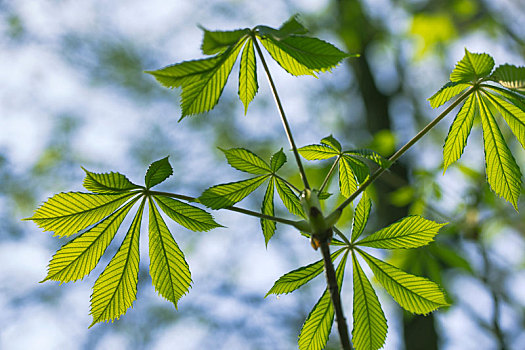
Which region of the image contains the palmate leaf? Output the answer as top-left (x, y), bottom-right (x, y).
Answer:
top-left (352, 251), bottom-right (387, 350)
top-left (154, 196), bottom-right (222, 232)
top-left (339, 156), bottom-right (359, 198)
top-left (270, 148), bottom-right (287, 172)
top-left (42, 198), bottom-right (139, 283)
top-left (145, 157), bottom-right (173, 189)
top-left (344, 149), bottom-right (390, 169)
top-left (82, 168), bottom-right (141, 194)
top-left (200, 27), bottom-right (250, 55)
top-left (351, 192), bottom-right (372, 243)
top-left (356, 216), bottom-right (446, 249)
top-left (274, 177), bottom-right (305, 217)
top-left (443, 92), bottom-right (477, 172)
top-left (89, 199), bottom-right (145, 327)
top-left (450, 49), bottom-right (494, 83)
top-left (477, 92), bottom-right (522, 209)
top-left (148, 199), bottom-right (192, 308)
top-left (255, 15), bottom-right (308, 39)
top-left (358, 249), bottom-right (448, 314)
top-left (220, 147), bottom-right (271, 175)
top-left (27, 192), bottom-right (135, 237)
top-left (483, 90), bottom-right (525, 149)
top-left (298, 251), bottom-right (348, 350)
top-left (298, 144), bottom-right (339, 160)
top-left (321, 135), bottom-right (342, 152)
top-left (490, 64), bottom-right (525, 90)
top-left (265, 248), bottom-right (345, 297)
top-left (199, 175), bottom-right (269, 209)
top-left (428, 81), bottom-right (470, 109)
top-left (239, 38), bottom-right (258, 114)
top-left (261, 177), bottom-right (276, 245)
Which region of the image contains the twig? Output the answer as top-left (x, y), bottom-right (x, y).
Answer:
top-left (319, 155), bottom-right (341, 193)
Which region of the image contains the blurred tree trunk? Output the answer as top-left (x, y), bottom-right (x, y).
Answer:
top-left (334, 1), bottom-right (438, 349)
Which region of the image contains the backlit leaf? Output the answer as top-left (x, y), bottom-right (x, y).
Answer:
top-left (343, 155), bottom-right (369, 183)
top-left (490, 64), bottom-right (525, 90)
top-left (220, 147), bottom-right (271, 175)
top-left (154, 196), bottom-right (222, 232)
top-left (359, 249), bottom-right (449, 314)
top-left (356, 216), bottom-right (446, 249)
top-left (450, 49), bottom-right (494, 83)
top-left (200, 27), bottom-right (249, 55)
top-left (270, 148), bottom-right (287, 172)
top-left (321, 135), bottom-right (341, 152)
top-left (42, 198), bottom-right (138, 283)
top-left (148, 199), bottom-right (191, 307)
top-left (199, 175), bottom-right (269, 209)
top-left (259, 36), bottom-right (314, 76)
top-left (82, 168), bottom-right (141, 194)
top-left (352, 251), bottom-right (387, 350)
top-left (27, 192), bottom-right (134, 237)
top-left (261, 177), bottom-right (276, 245)
top-left (344, 149), bottom-right (390, 169)
top-left (145, 157), bottom-right (173, 189)
top-left (443, 93), bottom-right (477, 172)
top-left (298, 144), bottom-right (339, 160)
top-left (265, 248), bottom-right (345, 296)
top-left (238, 38), bottom-right (258, 114)
top-left (274, 177), bottom-right (305, 217)
top-left (483, 90), bottom-right (525, 149)
top-left (339, 156), bottom-right (358, 198)
top-left (351, 192), bottom-right (371, 243)
top-left (89, 200), bottom-right (145, 327)
top-left (428, 81), bottom-right (470, 109)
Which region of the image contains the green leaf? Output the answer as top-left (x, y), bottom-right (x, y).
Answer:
top-left (483, 90), bottom-right (525, 149)
top-left (220, 147), bottom-right (271, 175)
top-left (274, 177), bottom-right (305, 217)
top-left (270, 148), bottom-right (287, 172)
top-left (358, 249), bottom-right (449, 314)
top-left (298, 251), bottom-right (348, 350)
top-left (478, 92), bottom-right (522, 209)
top-left (42, 198), bottom-right (138, 283)
top-left (265, 248), bottom-right (345, 297)
top-left (154, 196), bottom-right (222, 232)
top-left (260, 35), bottom-right (350, 76)
top-left (321, 135), bottom-right (341, 152)
top-left (343, 155), bottom-right (369, 183)
top-left (356, 216), bottom-right (446, 249)
top-left (255, 15), bottom-right (308, 39)
top-left (199, 175), bottom-right (269, 209)
top-left (82, 167), bottom-right (141, 194)
top-left (200, 27), bottom-right (249, 55)
top-left (450, 49), bottom-right (494, 83)
top-left (145, 157), bottom-right (173, 189)
top-left (89, 199), bottom-right (145, 327)
top-left (428, 81), bottom-right (470, 108)
top-left (180, 40), bottom-right (245, 117)
top-left (351, 192), bottom-right (371, 243)
top-left (443, 93), bottom-right (477, 172)
top-left (339, 156), bottom-right (358, 198)
top-left (148, 199), bottom-right (192, 308)
top-left (298, 144), bottom-right (339, 160)
top-left (238, 38), bottom-right (258, 114)
top-left (261, 177), bottom-right (276, 245)
top-left (27, 192), bottom-right (134, 237)
top-left (352, 251), bottom-right (387, 350)
top-left (490, 64), bottom-right (525, 90)
top-left (344, 149), bottom-right (390, 169)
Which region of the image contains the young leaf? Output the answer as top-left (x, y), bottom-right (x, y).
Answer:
top-left (478, 92), bottom-right (522, 209)
top-left (42, 198), bottom-right (138, 283)
top-left (428, 81), bottom-right (470, 109)
top-left (450, 49), bottom-right (494, 83)
top-left (483, 91), bottom-right (525, 149)
top-left (261, 177), bottom-right (276, 245)
top-left (352, 251), bottom-right (387, 350)
top-left (343, 155), bottom-right (369, 183)
top-left (89, 200), bottom-right (145, 327)
top-left (200, 27), bottom-right (250, 55)
top-left (298, 251), bottom-right (348, 350)
top-left (490, 64), bottom-right (525, 90)
top-left (154, 196), bottom-right (223, 232)
top-left (238, 38), bottom-right (258, 114)
top-left (443, 93), bottom-right (477, 172)
top-left (351, 192), bottom-right (372, 243)
top-left (274, 177), bottom-right (305, 217)
top-left (321, 135), bottom-right (342, 152)
top-left (358, 249), bottom-right (448, 314)
top-left (356, 216), bottom-right (446, 249)
top-left (298, 144), bottom-right (339, 160)
top-left (148, 199), bottom-right (192, 308)
top-left (27, 192), bottom-right (134, 237)
top-left (344, 149), bottom-right (390, 169)
top-left (270, 148), bottom-right (287, 172)
top-left (339, 156), bottom-right (358, 198)
top-left (276, 15), bottom-right (308, 36)
top-left (259, 36), bottom-right (315, 76)
top-left (145, 157), bottom-right (173, 189)
top-left (265, 248), bottom-right (345, 297)
top-left (220, 147), bottom-right (271, 175)
top-left (199, 175), bottom-right (269, 209)
top-left (82, 168), bottom-right (141, 194)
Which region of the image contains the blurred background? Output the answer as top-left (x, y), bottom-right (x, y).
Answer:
top-left (1, 0), bottom-right (524, 349)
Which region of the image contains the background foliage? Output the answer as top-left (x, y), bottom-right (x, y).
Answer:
top-left (1, 0), bottom-right (524, 349)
